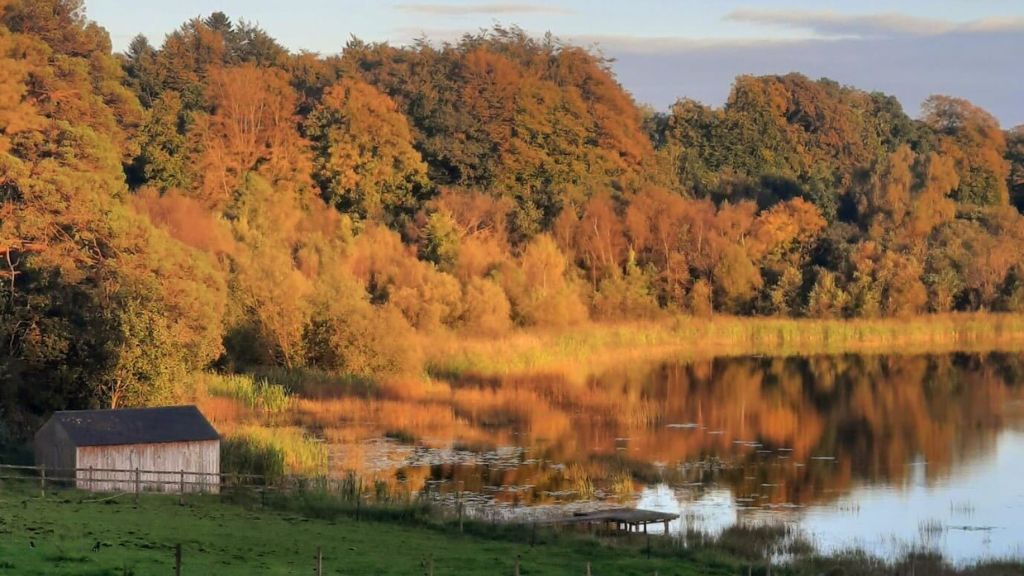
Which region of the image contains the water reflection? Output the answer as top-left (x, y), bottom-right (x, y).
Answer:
top-left (320, 353), bottom-right (1024, 561)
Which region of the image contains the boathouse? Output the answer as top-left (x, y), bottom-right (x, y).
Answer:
top-left (34, 406), bottom-right (220, 493)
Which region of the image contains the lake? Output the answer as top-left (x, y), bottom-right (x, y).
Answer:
top-left (325, 353), bottom-right (1024, 563)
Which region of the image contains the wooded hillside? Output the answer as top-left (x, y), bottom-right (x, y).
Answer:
top-left (2, 1), bottom-right (1022, 433)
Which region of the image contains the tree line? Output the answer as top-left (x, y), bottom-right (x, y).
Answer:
top-left (1, 1), bottom-right (1023, 432)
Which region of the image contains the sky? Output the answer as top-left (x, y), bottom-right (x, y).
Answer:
top-left (87, 1), bottom-right (1024, 127)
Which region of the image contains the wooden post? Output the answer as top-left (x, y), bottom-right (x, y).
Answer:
top-left (586, 561), bottom-right (592, 576)
top-left (179, 470), bottom-right (185, 505)
top-left (315, 546), bottom-right (323, 576)
top-left (88, 466), bottom-right (94, 492)
top-left (174, 544), bottom-right (182, 576)
top-left (514, 555), bottom-right (521, 576)
top-left (134, 467), bottom-right (141, 506)
top-left (458, 481), bottom-right (464, 533)
top-left (39, 465), bottom-right (45, 498)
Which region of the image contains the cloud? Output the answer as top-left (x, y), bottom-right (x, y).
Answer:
top-left (394, 3), bottom-right (574, 16)
top-left (379, 8), bottom-right (1024, 127)
top-left (603, 30), bottom-right (1024, 127)
top-left (725, 9), bottom-right (1024, 38)
top-left (567, 34), bottom-right (804, 55)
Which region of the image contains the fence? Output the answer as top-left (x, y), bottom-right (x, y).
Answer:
top-left (0, 463), bottom-right (784, 575)
top-left (0, 462), bottom-right (318, 506)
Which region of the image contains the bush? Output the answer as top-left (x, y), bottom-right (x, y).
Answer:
top-left (592, 260), bottom-right (660, 321)
top-left (305, 265), bottom-right (423, 377)
top-left (688, 279), bottom-right (713, 318)
top-left (460, 277), bottom-right (512, 335)
top-left (500, 234), bottom-right (588, 327)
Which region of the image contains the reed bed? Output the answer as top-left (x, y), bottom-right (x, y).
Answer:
top-left (427, 313), bottom-right (1024, 381)
top-left (220, 425), bottom-right (328, 478)
top-left (200, 373), bottom-right (291, 413)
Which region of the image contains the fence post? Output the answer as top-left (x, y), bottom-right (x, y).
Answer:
top-left (457, 481), bottom-right (464, 533)
top-left (179, 470), bottom-right (185, 505)
top-left (88, 466), bottom-right (94, 492)
top-left (514, 555), bottom-right (521, 576)
top-left (134, 467), bottom-right (140, 506)
top-left (315, 546), bottom-right (323, 576)
top-left (586, 561), bottom-right (592, 576)
top-left (174, 544), bottom-right (182, 576)
top-left (39, 465), bottom-right (45, 498)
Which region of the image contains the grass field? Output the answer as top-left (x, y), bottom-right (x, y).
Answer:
top-left (0, 483), bottom-right (734, 576)
top-left (1, 483), bottom-right (1021, 576)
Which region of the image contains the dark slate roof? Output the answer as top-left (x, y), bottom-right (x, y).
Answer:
top-left (48, 406), bottom-right (219, 447)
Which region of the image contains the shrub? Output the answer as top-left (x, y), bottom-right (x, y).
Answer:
top-left (592, 259), bottom-right (660, 321)
top-left (304, 267), bottom-right (423, 377)
top-left (500, 234), bottom-right (587, 327)
top-left (688, 278), bottom-right (713, 318)
top-left (460, 277), bottom-right (512, 335)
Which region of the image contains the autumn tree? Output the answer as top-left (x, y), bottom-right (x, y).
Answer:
top-left (923, 95), bottom-right (1009, 206)
top-left (1007, 127), bottom-right (1024, 211)
top-left (500, 234), bottom-right (586, 327)
top-left (193, 64), bottom-right (308, 206)
top-left (305, 79), bottom-right (429, 223)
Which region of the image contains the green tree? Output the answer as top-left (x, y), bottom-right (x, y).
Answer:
top-left (305, 79), bottom-right (429, 223)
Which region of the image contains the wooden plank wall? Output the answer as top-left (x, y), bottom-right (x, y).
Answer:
top-left (32, 420), bottom-right (76, 474)
top-left (75, 440), bottom-right (220, 493)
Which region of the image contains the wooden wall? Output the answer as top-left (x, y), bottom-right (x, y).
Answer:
top-left (75, 440), bottom-right (221, 494)
top-left (33, 420), bottom-right (76, 475)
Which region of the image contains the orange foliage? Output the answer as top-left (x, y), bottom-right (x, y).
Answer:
top-left (132, 188), bottom-right (235, 256)
top-left (195, 64), bottom-right (309, 206)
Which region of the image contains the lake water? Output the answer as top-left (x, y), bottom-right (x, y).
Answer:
top-left (326, 353), bottom-right (1024, 563)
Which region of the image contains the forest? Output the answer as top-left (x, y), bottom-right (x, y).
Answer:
top-left (2, 0), bottom-right (1024, 436)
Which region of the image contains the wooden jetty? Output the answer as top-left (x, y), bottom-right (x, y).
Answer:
top-left (549, 508), bottom-right (678, 534)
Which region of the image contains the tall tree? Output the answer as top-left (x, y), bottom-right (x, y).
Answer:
top-left (305, 79), bottom-right (429, 223)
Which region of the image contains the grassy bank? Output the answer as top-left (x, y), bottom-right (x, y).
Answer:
top-left (0, 481), bottom-right (1020, 576)
top-left (427, 313), bottom-right (1024, 380)
top-left (0, 482), bottom-right (734, 576)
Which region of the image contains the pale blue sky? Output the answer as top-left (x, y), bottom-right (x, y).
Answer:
top-left (87, 1), bottom-right (1024, 126)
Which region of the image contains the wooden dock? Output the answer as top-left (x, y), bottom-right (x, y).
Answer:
top-left (548, 508), bottom-right (678, 534)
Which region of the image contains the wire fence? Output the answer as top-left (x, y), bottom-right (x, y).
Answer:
top-left (0, 462), bottom-right (395, 511)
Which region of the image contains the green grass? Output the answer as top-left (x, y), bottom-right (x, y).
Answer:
top-left (0, 482), bottom-right (1019, 575)
top-left (0, 484), bottom-right (733, 576)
